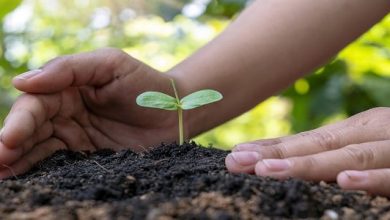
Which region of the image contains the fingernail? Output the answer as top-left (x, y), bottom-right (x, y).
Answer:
top-left (15, 69), bottom-right (42, 80)
top-left (263, 159), bottom-right (291, 172)
top-left (230, 151), bottom-right (261, 166)
top-left (344, 171), bottom-right (368, 182)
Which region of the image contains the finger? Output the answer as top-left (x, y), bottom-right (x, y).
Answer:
top-left (233, 128), bottom-right (348, 158)
top-left (1, 93), bottom-right (60, 148)
top-left (337, 169), bottom-right (390, 196)
top-left (232, 137), bottom-right (283, 152)
top-left (227, 137), bottom-right (291, 172)
top-left (226, 126), bottom-right (345, 174)
top-left (0, 121), bottom-right (53, 166)
top-left (225, 151), bottom-right (261, 174)
top-left (12, 48), bottom-right (138, 93)
top-left (254, 140), bottom-right (390, 181)
top-left (229, 110), bottom-right (390, 173)
top-left (0, 138), bottom-right (66, 179)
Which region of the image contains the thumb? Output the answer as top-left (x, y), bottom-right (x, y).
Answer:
top-left (13, 48), bottom-right (138, 93)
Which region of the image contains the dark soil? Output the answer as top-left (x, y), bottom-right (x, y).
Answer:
top-left (0, 142), bottom-right (389, 220)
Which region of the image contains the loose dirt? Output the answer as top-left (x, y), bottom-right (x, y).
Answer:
top-left (0, 142), bottom-right (388, 219)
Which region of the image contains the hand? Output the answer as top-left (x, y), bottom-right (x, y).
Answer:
top-left (0, 48), bottom-right (180, 178)
top-left (226, 107), bottom-right (390, 196)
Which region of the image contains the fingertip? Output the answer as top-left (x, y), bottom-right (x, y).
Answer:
top-left (231, 151), bottom-right (261, 165)
top-left (0, 138), bottom-right (68, 179)
top-left (0, 143), bottom-right (23, 165)
top-left (12, 69), bottom-right (43, 91)
top-left (337, 171), bottom-right (351, 188)
top-left (13, 69), bottom-right (42, 81)
top-left (13, 66), bottom-right (73, 93)
top-left (1, 111), bottom-right (35, 148)
top-left (0, 127), bottom-right (4, 142)
top-left (225, 154), bottom-right (238, 172)
top-left (337, 170), bottom-right (369, 190)
top-left (225, 153), bottom-right (256, 174)
top-left (254, 161), bottom-right (266, 176)
top-left (0, 126), bottom-right (9, 146)
top-left (0, 125), bottom-right (11, 147)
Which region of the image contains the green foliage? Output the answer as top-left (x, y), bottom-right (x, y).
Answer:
top-left (282, 21), bottom-right (390, 132)
top-left (205, 0), bottom-right (248, 18)
top-left (136, 91), bottom-right (178, 110)
top-left (282, 60), bottom-right (349, 131)
top-left (181, 90), bottom-right (223, 110)
top-left (137, 79), bottom-right (222, 145)
top-left (359, 73), bottom-right (390, 106)
top-left (0, 0), bottom-right (24, 125)
top-left (136, 81), bottom-right (222, 111)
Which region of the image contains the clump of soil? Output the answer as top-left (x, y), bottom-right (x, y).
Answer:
top-left (0, 142), bottom-right (389, 219)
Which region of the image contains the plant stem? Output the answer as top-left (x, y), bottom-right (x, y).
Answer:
top-left (178, 107), bottom-right (183, 145)
top-left (170, 79), bottom-right (184, 145)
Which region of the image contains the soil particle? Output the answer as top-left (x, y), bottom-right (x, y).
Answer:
top-left (0, 142), bottom-right (389, 219)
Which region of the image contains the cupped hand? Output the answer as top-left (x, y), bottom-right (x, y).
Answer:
top-left (226, 107), bottom-right (390, 196)
top-left (0, 48), bottom-right (180, 178)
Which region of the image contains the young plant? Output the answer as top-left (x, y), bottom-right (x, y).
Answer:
top-left (136, 79), bottom-right (223, 145)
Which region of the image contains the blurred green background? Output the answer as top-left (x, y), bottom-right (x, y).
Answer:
top-left (1, 0), bottom-right (390, 149)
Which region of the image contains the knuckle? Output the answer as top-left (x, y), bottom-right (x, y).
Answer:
top-left (299, 130), bottom-right (338, 151)
top-left (100, 48), bottom-right (134, 74)
top-left (99, 48), bottom-right (130, 63)
top-left (375, 170), bottom-right (390, 188)
top-left (15, 95), bottom-right (46, 122)
top-left (253, 138), bottom-right (282, 146)
top-left (343, 145), bottom-right (375, 169)
top-left (271, 143), bottom-right (289, 159)
top-left (24, 109), bottom-right (39, 131)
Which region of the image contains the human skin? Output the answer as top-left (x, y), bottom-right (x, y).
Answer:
top-left (0, 48), bottom-right (184, 176)
top-left (1, 0), bottom-right (390, 196)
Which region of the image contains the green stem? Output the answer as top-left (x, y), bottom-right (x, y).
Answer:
top-left (178, 107), bottom-right (183, 145)
top-left (170, 79), bottom-right (184, 145)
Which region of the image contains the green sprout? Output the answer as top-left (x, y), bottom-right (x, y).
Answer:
top-left (136, 79), bottom-right (223, 145)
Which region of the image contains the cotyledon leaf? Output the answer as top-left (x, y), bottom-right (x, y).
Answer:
top-left (180, 90), bottom-right (223, 110)
top-left (136, 91), bottom-right (178, 110)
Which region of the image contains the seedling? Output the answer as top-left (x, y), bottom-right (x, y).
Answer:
top-left (136, 79), bottom-right (223, 145)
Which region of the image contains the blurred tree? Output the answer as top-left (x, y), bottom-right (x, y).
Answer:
top-left (0, 0), bottom-right (24, 123)
top-left (205, 0), bottom-right (248, 18)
